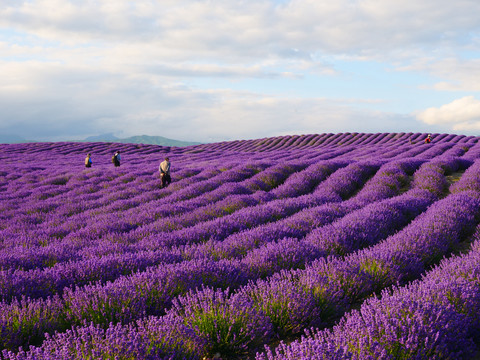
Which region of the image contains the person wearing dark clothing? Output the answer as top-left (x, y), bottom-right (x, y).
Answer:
top-left (159, 157), bottom-right (171, 188)
top-left (112, 151), bottom-right (121, 167)
top-left (85, 153), bottom-right (92, 168)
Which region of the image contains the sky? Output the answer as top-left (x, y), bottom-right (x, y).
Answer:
top-left (1, 0), bottom-right (480, 143)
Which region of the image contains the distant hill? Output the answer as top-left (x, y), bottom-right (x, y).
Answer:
top-left (82, 134), bottom-right (202, 147)
top-left (0, 134), bottom-right (30, 144)
top-left (0, 133), bottom-right (202, 147)
top-left (117, 135), bottom-right (201, 147)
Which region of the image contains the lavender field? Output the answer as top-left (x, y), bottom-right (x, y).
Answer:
top-left (2, 132), bottom-right (480, 359)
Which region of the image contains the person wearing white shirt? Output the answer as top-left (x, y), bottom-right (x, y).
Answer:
top-left (159, 157), bottom-right (171, 188)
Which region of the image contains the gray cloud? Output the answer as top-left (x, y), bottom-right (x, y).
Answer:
top-left (1, 0), bottom-right (479, 141)
top-left (3, 0), bottom-right (480, 59)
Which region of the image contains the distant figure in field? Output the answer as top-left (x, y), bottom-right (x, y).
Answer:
top-left (159, 157), bottom-right (171, 188)
top-left (112, 151), bottom-right (121, 167)
top-left (85, 153), bottom-right (92, 168)
top-left (424, 134), bottom-right (432, 144)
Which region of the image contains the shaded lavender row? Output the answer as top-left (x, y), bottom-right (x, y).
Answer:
top-left (0, 160), bottom-right (411, 350)
top-left (0, 161), bottom-right (279, 268)
top-left (254, 168), bottom-right (480, 359)
top-left (0, 158), bottom-right (416, 303)
top-left (127, 160), bottom-right (340, 235)
top-left (0, 157), bottom-right (451, 354)
top-left (180, 157), bottom-right (422, 261)
top-left (450, 158), bottom-right (480, 194)
top-left (8, 186), bottom-right (477, 359)
top-left (258, 230), bottom-right (480, 360)
top-left (3, 160), bottom-right (334, 267)
top-left (0, 164), bottom-right (228, 267)
top-left (0, 162), bottom-right (341, 302)
top-left (135, 161), bottom-right (380, 249)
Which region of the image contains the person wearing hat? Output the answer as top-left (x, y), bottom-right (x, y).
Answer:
top-left (424, 134), bottom-right (432, 144)
top-left (85, 153), bottom-right (92, 168)
top-left (159, 156), bottom-right (171, 188)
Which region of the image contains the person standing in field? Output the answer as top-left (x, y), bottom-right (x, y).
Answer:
top-left (85, 153), bottom-right (92, 168)
top-left (424, 134), bottom-right (432, 144)
top-left (112, 151), bottom-right (121, 167)
top-left (159, 157), bottom-right (171, 188)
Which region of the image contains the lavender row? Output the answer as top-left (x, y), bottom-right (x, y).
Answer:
top-left (0, 161), bottom-right (287, 268)
top-left (253, 198), bottom-right (480, 359)
top-left (2, 132), bottom-right (477, 156)
top-left (258, 229), bottom-right (480, 360)
top-left (0, 159), bottom-right (415, 349)
top-left (135, 161), bottom-right (380, 249)
top-left (172, 184), bottom-right (480, 358)
top-left (127, 160), bottom-right (341, 234)
top-left (0, 158), bottom-right (416, 302)
top-left (0, 155), bottom-right (444, 304)
top-left (0, 158), bottom-right (446, 352)
top-left (7, 190), bottom-right (478, 359)
top-left (181, 157), bottom-right (423, 260)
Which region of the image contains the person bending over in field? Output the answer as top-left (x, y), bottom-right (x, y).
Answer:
top-left (85, 153), bottom-right (92, 168)
top-left (159, 157), bottom-right (171, 188)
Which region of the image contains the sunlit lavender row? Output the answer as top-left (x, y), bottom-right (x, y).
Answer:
top-left (1, 132), bottom-right (480, 359)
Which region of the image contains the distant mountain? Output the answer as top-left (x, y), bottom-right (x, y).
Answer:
top-left (0, 134), bottom-right (30, 144)
top-left (83, 134), bottom-right (202, 147)
top-left (118, 135), bottom-right (201, 147)
top-left (0, 133), bottom-right (202, 147)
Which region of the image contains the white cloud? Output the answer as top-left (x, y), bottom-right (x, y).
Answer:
top-left (398, 57), bottom-right (480, 92)
top-left (2, 0), bottom-right (480, 59)
top-left (0, 57), bottom-right (420, 142)
top-left (1, 0), bottom-right (480, 141)
top-left (416, 96), bottom-right (480, 131)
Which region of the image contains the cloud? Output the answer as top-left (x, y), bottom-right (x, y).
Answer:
top-left (416, 96), bottom-right (480, 131)
top-left (1, 0), bottom-right (479, 141)
top-left (2, 0), bottom-right (480, 60)
top-left (0, 58), bottom-right (420, 142)
top-left (397, 57), bottom-right (480, 92)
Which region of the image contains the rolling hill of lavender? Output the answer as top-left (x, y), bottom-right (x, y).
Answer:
top-left (2, 132), bottom-right (480, 360)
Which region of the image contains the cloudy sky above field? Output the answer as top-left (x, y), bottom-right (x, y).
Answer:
top-left (1, 0), bottom-right (480, 142)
